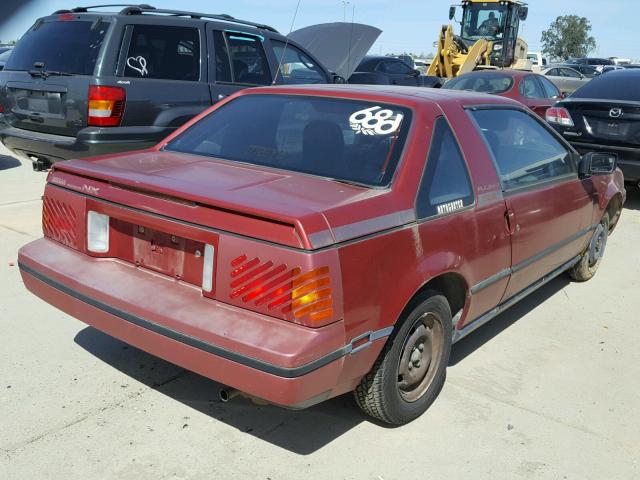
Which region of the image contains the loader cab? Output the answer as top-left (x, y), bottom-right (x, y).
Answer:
top-left (453, 1), bottom-right (528, 68)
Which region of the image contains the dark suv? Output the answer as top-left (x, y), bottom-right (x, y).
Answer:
top-left (0, 5), bottom-right (335, 170)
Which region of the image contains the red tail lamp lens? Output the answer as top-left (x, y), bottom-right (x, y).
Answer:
top-left (228, 256), bottom-right (334, 326)
top-left (88, 85), bottom-right (126, 127)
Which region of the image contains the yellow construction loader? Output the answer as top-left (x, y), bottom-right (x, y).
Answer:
top-left (427, 0), bottom-right (530, 79)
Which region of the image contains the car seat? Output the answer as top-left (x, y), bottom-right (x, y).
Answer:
top-left (302, 120), bottom-right (345, 176)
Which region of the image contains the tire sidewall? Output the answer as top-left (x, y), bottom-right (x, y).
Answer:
top-left (380, 292), bottom-right (453, 424)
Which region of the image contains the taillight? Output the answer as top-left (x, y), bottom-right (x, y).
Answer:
top-left (43, 196), bottom-right (78, 249)
top-left (88, 85), bottom-right (125, 127)
top-left (227, 255), bottom-right (335, 327)
top-left (546, 107), bottom-right (574, 127)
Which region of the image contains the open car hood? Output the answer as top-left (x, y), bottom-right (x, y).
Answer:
top-left (289, 22), bottom-right (382, 80)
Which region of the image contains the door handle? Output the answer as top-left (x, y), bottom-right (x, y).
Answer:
top-left (505, 209), bottom-right (518, 235)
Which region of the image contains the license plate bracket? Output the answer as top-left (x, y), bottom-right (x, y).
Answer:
top-left (133, 227), bottom-right (186, 279)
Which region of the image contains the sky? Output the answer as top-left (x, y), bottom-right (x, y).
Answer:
top-left (1, 0), bottom-right (638, 60)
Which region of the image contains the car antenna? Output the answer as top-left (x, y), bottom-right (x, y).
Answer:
top-left (273, 0), bottom-right (302, 85)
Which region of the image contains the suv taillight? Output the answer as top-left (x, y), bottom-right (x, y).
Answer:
top-left (546, 107), bottom-right (574, 127)
top-left (88, 85), bottom-right (125, 127)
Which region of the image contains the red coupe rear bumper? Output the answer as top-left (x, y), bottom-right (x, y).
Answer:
top-left (18, 239), bottom-right (387, 408)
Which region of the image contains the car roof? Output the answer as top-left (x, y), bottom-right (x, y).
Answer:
top-left (235, 84), bottom-right (522, 110)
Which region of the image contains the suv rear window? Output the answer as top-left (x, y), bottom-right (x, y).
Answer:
top-left (443, 73), bottom-right (514, 94)
top-left (165, 95), bottom-right (411, 187)
top-left (6, 19), bottom-right (109, 75)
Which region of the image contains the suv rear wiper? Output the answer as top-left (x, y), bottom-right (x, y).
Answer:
top-left (28, 69), bottom-right (74, 78)
top-left (29, 62), bottom-right (74, 79)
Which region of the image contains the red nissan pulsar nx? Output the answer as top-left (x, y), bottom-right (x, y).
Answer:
top-left (19, 85), bottom-right (625, 425)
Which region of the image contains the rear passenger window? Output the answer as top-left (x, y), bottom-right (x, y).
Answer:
top-left (519, 76), bottom-right (545, 98)
top-left (214, 31), bottom-right (271, 85)
top-left (416, 117), bottom-right (474, 219)
top-left (470, 109), bottom-right (575, 191)
top-left (124, 25), bottom-right (199, 81)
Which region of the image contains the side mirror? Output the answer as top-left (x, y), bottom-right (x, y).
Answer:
top-left (560, 91), bottom-right (569, 99)
top-left (332, 73), bottom-right (346, 84)
top-left (449, 6), bottom-right (456, 20)
top-left (413, 69), bottom-right (421, 76)
top-left (518, 6), bottom-right (529, 21)
top-left (579, 152), bottom-right (617, 178)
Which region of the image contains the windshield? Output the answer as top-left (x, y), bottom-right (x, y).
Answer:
top-left (165, 95), bottom-right (412, 187)
top-left (6, 19), bottom-right (109, 75)
top-left (462, 4), bottom-right (507, 41)
top-left (0, 50), bottom-right (12, 61)
top-left (443, 73), bottom-right (514, 94)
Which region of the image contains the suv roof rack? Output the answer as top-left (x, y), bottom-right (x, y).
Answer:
top-left (53, 4), bottom-right (155, 14)
top-left (54, 4), bottom-right (279, 33)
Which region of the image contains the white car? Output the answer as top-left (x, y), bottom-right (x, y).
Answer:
top-left (540, 66), bottom-right (591, 94)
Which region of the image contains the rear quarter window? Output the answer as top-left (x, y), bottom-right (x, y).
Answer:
top-left (123, 25), bottom-right (200, 81)
top-left (6, 19), bottom-right (110, 75)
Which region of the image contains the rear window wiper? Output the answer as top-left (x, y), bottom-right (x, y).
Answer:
top-left (29, 63), bottom-right (74, 78)
top-left (29, 69), bottom-right (74, 78)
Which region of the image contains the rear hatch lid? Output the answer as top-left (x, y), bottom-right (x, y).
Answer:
top-left (51, 150), bottom-right (398, 250)
top-left (0, 15), bottom-right (111, 136)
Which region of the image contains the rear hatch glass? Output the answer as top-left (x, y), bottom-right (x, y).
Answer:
top-left (164, 94), bottom-right (412, 187)
top-left (6, 18), bottom-right (108, 75)
top-left (443, 73), bottom-right (514, 94)
top-left (3, 18), bottom-right (110, 137)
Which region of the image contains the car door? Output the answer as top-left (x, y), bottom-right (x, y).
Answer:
top-left (559, 68), bottom-right (586, 92)
top-left (205, 27), bottom-right (272, 103)
top-left (377, 60), bottom-right (419, 86)
top-left (519, 75), bottom-right (553, 117)
top-left (469, 107), bottom-right (594, 301)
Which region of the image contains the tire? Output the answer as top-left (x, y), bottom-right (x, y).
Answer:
top-left (569, 212), bottom-right (610, 282)
top-left (354, 291), bottom-right (452, 425)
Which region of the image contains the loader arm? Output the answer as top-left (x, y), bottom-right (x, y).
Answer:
top-left (427, 24), bottom-right (493, 79)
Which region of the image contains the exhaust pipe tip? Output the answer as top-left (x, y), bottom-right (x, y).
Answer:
top-left (219, 387), bottom-right (240, 403)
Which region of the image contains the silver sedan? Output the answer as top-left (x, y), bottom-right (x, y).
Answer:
top-left (540, 66), bottom-right (591, 94)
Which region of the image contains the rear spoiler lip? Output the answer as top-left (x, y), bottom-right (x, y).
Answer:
top-left (49, 163), bottom-right (334, 251)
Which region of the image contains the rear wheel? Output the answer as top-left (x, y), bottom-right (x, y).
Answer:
top-left (569, 212), bottom-right (610, 282)
top-left (354, 291), bottom-right (452, 425)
